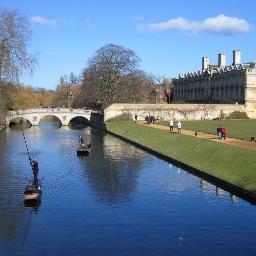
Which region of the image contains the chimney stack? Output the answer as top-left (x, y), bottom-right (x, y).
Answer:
top-left (202, 57), bottom-right (209, 70)
top-left (218, 53), bottom-right (226, 67)
top-left (232, 50), bottom-right (241, 65)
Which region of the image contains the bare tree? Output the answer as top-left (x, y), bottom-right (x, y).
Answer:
top-left (162, 78), bottom-right (173, 103)
top-left (0, 8), bottom-right (36, 82)
top-left (82, 44), bottom-right (141, 108)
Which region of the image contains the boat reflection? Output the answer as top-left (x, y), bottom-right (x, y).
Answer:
top-left (24, 198), bottom-right (41, 210)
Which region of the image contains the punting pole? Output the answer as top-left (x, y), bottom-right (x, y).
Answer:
top-left (21, 129), bottom-right (32, 167)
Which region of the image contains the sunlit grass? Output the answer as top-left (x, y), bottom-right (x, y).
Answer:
top-left (107, 121), bottom-right (256, 193)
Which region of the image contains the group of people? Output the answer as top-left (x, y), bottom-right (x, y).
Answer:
top-left (169, 119), bottom-right (182, 134)
top-left (217, 126), bottom-right (227, 140)
top-left (145, 114), bottom-right (156, 124)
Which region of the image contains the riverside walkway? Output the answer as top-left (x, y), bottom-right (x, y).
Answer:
top-left (137, 121), bottom-right (256, 151)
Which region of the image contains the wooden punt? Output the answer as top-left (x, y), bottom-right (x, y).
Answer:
top-left (24, 182), bottom-right (42, 204)
top-left (77, 143), bottom-right (92, 156)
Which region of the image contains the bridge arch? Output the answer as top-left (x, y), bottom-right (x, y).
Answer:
top-left (67, 115), bottom-right (90, 124)
top-left (8, 117), bottom-right (32, 127)
top-left (38, 114), bottom-right (63, 126)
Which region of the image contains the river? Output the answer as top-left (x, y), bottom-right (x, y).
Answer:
top-left (0, 121), bottom-right (255, 256)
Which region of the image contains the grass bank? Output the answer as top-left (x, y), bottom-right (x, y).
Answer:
top-left (160, 119), bottom-right (256, 141)
top-left (107, 121), bottom-right (256, 195)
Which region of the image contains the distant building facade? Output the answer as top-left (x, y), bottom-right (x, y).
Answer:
top-left (172, 50), bottom-right (256, 108)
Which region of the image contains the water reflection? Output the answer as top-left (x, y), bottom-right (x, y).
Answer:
top-left (82, 128), bottom-right (147, 204)
top-left (200, 178), bottom-right (240, 204)
top-left (230, 194), bottom-right (239, 203)
top-left (39, 118), bottom-right (61, 129)
top-left (0, 146), bottom-right (26, 242)
top-left (22, 203), bottom-right (41, 246)
top-left (166, 165), bottom-right (198, 193)
top-left (216, 187), bottom-right (225, 197)
top-left (0, 122), bottom-right (255, 256)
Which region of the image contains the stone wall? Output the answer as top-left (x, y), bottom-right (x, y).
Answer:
top-left (104, 103), bottom-right (248, 121)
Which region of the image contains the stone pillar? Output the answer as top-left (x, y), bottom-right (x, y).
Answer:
top-left (232, 50), bottom-right (241, 65)
top-left (202, 57), bottom-right (209, 70)
top-left (218, 53), bottom-right (226, 67)
top-left (245, 68), bottom-right (256, 117)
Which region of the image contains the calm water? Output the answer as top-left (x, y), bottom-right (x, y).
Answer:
top-left (0, 121), bottom-right (255, 256)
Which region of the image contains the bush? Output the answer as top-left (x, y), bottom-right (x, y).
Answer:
top-left (226, 111), bottom-right (249, 120)
top-left (107, 112), bottom-right (133, 122)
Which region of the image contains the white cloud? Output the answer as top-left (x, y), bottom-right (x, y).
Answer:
top-left (142, 15), bottom-right (251, 35)
top-left (203, 15), bottom-right (250, 35)
top-left (30, 16), bottom-right (57, 27)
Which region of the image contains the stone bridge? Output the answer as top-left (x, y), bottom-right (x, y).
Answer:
top-left (6, 108), bottom-right (92, 126)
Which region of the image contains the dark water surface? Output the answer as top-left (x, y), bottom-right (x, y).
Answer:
top-left (0, 122), bottom-right (255, 256)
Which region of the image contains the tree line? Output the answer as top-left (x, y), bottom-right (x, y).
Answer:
top-left (0, 7), bottom-right (173, 125)
top-left (61, 44), bottom-right (173, 110)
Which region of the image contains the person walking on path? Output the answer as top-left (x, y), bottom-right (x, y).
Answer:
top-left (146, 115), bottom-right (150, 124)
top-left (217, 125), bottom-right (222, 140)
top-left (135, 113), bottom-right (138, 123)
top-left (177, 121), bottom-right (182, 134)
top-left (221, 127), bottom-right (227, 140)
top-left (169, 119), bottom-right (174, 132)
top-left (151, 115), bottom-right (155, 124)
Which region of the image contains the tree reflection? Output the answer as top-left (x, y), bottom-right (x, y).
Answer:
top-left (81, 128), bottom-right (147, 204)
top-left (0, 130), bottom-right (38, 242)
top-left (0, 166), bottom-right (26, 241)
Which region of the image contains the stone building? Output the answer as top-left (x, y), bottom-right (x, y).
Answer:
top-left (172, 50), bottom-right (256, 108)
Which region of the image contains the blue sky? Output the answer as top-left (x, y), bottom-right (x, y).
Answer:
top-left (2, 0), bottom-right (256, 89)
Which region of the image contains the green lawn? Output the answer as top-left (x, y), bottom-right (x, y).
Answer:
top-left (160, 119), bottom-right (256, 141)
top-left (107, 121), bottom-right (256, 193)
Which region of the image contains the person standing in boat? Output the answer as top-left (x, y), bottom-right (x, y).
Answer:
top-left (79, 135), bottom-right (85, 145)
top-left (32, 159), bottom-right (39, 183)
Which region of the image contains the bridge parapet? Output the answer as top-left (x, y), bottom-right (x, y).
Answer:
top-left (8, 108), bottom-right (91, 116)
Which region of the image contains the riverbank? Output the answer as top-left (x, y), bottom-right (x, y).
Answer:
top-left (106, 121), bottom-right (256, 201)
